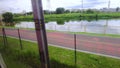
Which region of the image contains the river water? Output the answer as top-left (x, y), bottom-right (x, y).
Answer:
top-left (15, 19), bottom-right (120, 35)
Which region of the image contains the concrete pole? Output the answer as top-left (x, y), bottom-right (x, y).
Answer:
top-left (31, 0), bottom-right (50, 68)
top-left (108, 0), bottom-right (111, 9)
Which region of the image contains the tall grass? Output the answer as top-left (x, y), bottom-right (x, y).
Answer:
top-left (13, 12), bottom-right (120, 22)
top-left (0, 36), bottom-right (120, 68)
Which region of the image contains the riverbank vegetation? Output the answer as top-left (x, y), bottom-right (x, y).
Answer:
top-left (46, 30), bottom-right (120, 38)
top-left (13, 12), bottom-right (120, 22)
top-left (0, 27), bottom-right (120, 38)
top-left (0, 37), bottom-right (120, 68)
top-left (1, 7), bottom-right (120, 23)
top-left (2, 12), bottom-right (13, 23)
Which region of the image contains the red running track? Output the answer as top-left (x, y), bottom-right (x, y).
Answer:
top-left (3, 28), bottom-right (120, 58)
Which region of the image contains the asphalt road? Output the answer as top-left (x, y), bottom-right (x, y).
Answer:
top-left (3, 28), bottom-right (120, 58)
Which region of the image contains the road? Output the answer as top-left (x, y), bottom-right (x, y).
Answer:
top-left (3, 28), bottom-right (120, 58)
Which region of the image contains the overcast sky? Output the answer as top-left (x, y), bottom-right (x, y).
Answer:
top-left (0, 0), bottom-right (120, 13)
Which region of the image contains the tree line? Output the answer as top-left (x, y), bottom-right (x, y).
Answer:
top-left (1, 7), bottom-right (120, 24)
top-left (19, 7), bottom-right (103, 15)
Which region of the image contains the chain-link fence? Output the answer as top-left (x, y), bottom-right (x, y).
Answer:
top-left (0, 27), bottom-right (120, 68)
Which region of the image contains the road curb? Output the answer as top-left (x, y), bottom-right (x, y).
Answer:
top-left (5, 36), bottom-right (120, 60)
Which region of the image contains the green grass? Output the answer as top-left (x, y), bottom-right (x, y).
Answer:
top-left (71, 32), bottom-right (120, 38)
top-left (46, 29), bottom-right (120, 38)
top-left (1, 25), bottom-right (120, 38)
top-left (0, 36), bottom-right (120, 68)
top-left (13, 13), bottom-right (120, 22)
top-left (2, 55), bottom-right (32, 68)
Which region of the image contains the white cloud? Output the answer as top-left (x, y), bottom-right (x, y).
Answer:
top-left (0, 0), bottom-right (120, 13)
top-left (0, 0), bottom-right (32, 13)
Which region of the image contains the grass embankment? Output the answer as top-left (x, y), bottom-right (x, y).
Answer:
top-left (46, 30), bottom-right (120, 38)
top-left (13, 13), bottom-right (81, 22)
top-left (0, 36), bottom-right (120, 68)
top-left (71, 32), bottom-right (120, 38)
top-left (13, 12), bottom-right (120, 22)
top-left (1, 26), bottom-right (120, 38)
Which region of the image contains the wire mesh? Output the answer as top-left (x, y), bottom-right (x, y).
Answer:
top-left (3, 28), bottom-right (120, 57)
top-left (2, 28), bottom-right (120, 68)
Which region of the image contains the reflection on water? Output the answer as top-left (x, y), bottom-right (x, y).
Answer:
top-left (15, 22), bottom-right (35, 28)
top-left (0, 22), bottom-right (2, 26)
top-left (1, 22), bottom-right (15, 26)
top-left (15, 19), bottom-right (120, 35)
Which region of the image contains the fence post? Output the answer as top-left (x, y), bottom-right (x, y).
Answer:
top-left (18, 28), bottom-right (23, 50)
top-left (2, 28), bottom-right (8, 48)
top-left (74, 34), bottom-right (77, 68)
top-left (2, 28), bottom-right (6, 47)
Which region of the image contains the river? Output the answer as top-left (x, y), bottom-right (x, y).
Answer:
top-left (15, 19), bottom-right (120, 35)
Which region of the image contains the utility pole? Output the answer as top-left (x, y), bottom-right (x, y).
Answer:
top-left (80, 0), bottom-right (84, 29)
top-left (31, 0), bottom-right (50, 68)
top-left (108, 0), bottom-right (111, 9)
top-left (82, 0), bottom-right (83, 10)
top-left (47, 0), bottom-right (51, 14)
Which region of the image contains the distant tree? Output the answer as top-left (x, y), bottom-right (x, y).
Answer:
top-left (50, 11), bottom-right (56, 14)
top-left (65, 10), bottom-right (70, 13)
top-left (86, 9), bottom-right (94, 14)
top-left (116, 7), bottom-right (120, 12)
top-left (13, 13), bottom-right (23, 17)
top-left (44, 10), bottom-right (50, 14)
top-left (76, 10), bottom-right (81, 13)
top-left (56, 7), bottom-right (65, 14)
top-left (2, 12), bottom-right (13, 23)
top-left (26, 12), bottom-right (33, 15)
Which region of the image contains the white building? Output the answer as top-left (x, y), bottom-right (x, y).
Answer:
top-left (100, 8), bottom-right (120, 12)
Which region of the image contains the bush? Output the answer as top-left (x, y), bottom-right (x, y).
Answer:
top-left (2, 12), bottom-right (13, 23)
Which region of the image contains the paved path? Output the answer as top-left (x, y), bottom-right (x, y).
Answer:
top-left (4, 28), bottom-right (120, 58)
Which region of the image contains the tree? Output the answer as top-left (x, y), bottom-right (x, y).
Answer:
top-left (44, 10), bottom-right (50, 14)
top-left (26, 12), bottom-right (33, 15)
top-left (86, 9), bottom-right (94, 14)
top-left (2, 12), bottom-right (13, 23)
top-left (56, 7), bottom-right (65, 14)
top-left (65, 10), bottom-right (70, 13)
top-left (116, 7), bottom-right (120, 12)
top-left (13, 13), bottom-right (23, 17)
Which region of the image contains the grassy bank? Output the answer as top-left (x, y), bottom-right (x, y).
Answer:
top-left (13, 13), bottom-right (120, 22)
top-left (0, 26), bottom-right (120, 38)
top-left (71, 32), bottom-right (120, 38)
top-left (0, 36), bottom-right (120, 68)
top-left (46, 30), bottom-right (120, 38)
top-left (1, 26), bottom-right (120, 38)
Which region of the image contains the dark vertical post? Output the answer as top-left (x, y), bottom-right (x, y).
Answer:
top-left (74, 34), bottom-right (77, 68)
top-left (4, 29), bottom-right (8, 46)
top-left (31, 0), bottom-right (50, 68)
top-left (2, 28), bottom-right (6, 47)
top-left (2, 28), bottom-right (8, 47)
top-left (4, 28), bottom-right (8, 47)
top-left (18, 29), bottom-right (23, 50)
